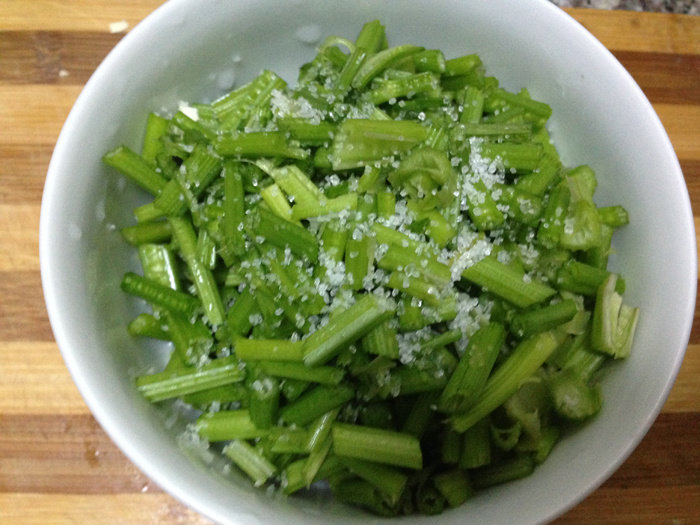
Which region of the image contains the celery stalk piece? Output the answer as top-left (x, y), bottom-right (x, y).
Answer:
top-left (598, 205), bottom-right (630, 228)
top-left (276, 118), bottom-right (336, 146)
top-left (357, 165), bottom-right (385, 193)
top-left (451, 330), bottom-right (564, 432)
top-left (291, 192), bottom-right (358, 220)
top-left (470, 455), bottom-right (535, 490)
top-left (414, 49), bottom-right (446, 73)
top-left (353, 19), bottom-right (386, 55)
top-left (257, 361), bottom-right (345, 385)
top-left (361, 321), bottom-right (400, 359)
top-left (332, 422), bottom-right (423, 470)
top-left (120, 221), bottom-right (172, 246)
top-left (338, 457), bottom-right (408, 507)
top-left (440, 429), bottom-right (461, 465)
top-left (444, 53), bottom-right (483, 77)
top-left (282, 458), bottom-right (309, 495)
top-left (136, 355), bottom-right (245, 403)
top-left (223, 439), bottom-right (277, 487)
top-left (479, 142), bottom-right (543, 172)
top-left (267, 427), bottom-right (310, 454)
top-left (215, 131), bottom-right (309, 159)
top-left (303, 431), bottom-right (333, 487)
top-left (515, 156), bottom-right (561, 197)
top-left (302, 294), bottom-right (396, 367)
top-left (389, 147), bottom-right (455, 204)
top-left (165, 310), bottom-right (214, 366)
top-left (169, 216), bottom-right (226, 326)
top-left (376, 191), bottom-right (396, 219)
top-left (369, 72), bottom-right (439, 105)
top-left (137, 243), bottom-right (180, 290)
top-left (559, 166), bottom-right (603, 251)
top-left (335, 46), bottom-right (368, 94)
top-left (234, 338), bottom-right (304, 362)
top-left (171, 110), bottom-right (218, 143)
top-left (182, 383), bottom-right (249, 410)
top-left (452, 122), bottom-right (532, 139)
top-left (510, 299), bottom-right (578, 338)
top-left (537, 180), bottom-right (571, 248)
top-left (227, 288), bottom-right (257, 337)
top-left (221, 159), bottom-right (247, 257)
top-left (457, 86), bottom-right (485, 125)
top-left (332, 478), bottom-right (399, 517)
top-left (250, 207), bottom-right (319, 262)
top-left (548, 369), bottom-right (602, 421)
top-left (415, 482), bottom-right (447, 516)
top-left (140, 112), bottom-right (169, 164)
top-left (556, 259), bottom-right (625, 297)
top-left (438, 323), bottom-right (506, 413)
top-left (494, 184), bottom-right (543, 226)
top-left (280, 385), bottom-right (354, 426)
top-left (195, 409), bottom-right (267, 441)
top-left (306, 408), bottom-right (340, 452)
top-left (385, 271), bottom-right (449, 308)
top-left (248, 375), bottom-right (280, 429)
top-left (260, 183), bottom-right (296, 223)
top-left (582, 223), bottom-right (614, 269)
top-left (371, 223), bottom-right (436, 255)
top-left (352, 44), bottom-right (423, 89)
top-left (489, 88), bottom-right (553, 121)
top-left (463, 178), bottom-right (505, 231)
top-left (591, 273), bottom-right (640, 359)
top-left (153, 143), bottom-right (222, 217)
top-left (344, 232), bottom-right (376, 291)
top-left (103, 145), bottom-right (167, 195)
top-left (212, 69), bottom-right (286, 130)
top-left (127, 313), bottom-right (169, 340)
top-left (120, 272), bottom-right (198, 318)
top-left (459, 417), bottom-right (491, 469)
top-left (270, 164), bottom-right (323, 208)
top-left (376, 244), bottom-right (451, 287)
top-left (400, 391), bottom-right (438, 438)
top-left (460, 255), bottom-right (556, 309)
top-left (433, 469), bottom-right (473, 508)
top-left (330, 119), bottom-right (428, 170)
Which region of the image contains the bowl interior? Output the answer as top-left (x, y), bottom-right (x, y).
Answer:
top-left (40, 1), bottom-right (696, 524)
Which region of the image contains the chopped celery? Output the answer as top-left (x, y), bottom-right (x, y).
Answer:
top-left (591, 274), bottom-right (640, 359)
top-left (109, 20), bottom-right (638, 517)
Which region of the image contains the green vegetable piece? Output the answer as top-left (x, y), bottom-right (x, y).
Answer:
top-left (460, 255), bottom-right (556, 309)
top-left (302, 294), bottom-right (396, 367)
top-left (510, 299), bottom-right (578, 338)
top-left (136, 355), bottom-right (245, 403)
top-left (438, 323), bottom-right (506, 413)
top-left (433, 469), bottom-right (473, 508)
top-left (332, 422), bottom-right (423, 470)
top-left (103, 145), bottom-right (167, 195)
top-left (591, 273), bottom-right (639, 359)
top-left (195, 409), bottom-right (267, 441)
top-left (330, 119), bottom-right (428, 170)
top-left (451, 330), bottom-right (564, 432)
top-left (223, 439), bottom-right (277, 487)
top-left (235, 338), bottom-right (304, 362)
top-left (548, 369), bottom-right (602, 421)
top-left (120, 272), bottom-right (198, 318)
top-left (280, 385), bottom-right (354, 426)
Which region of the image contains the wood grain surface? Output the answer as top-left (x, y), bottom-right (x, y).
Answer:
top-left (1, 2), bottom-right (698, 523)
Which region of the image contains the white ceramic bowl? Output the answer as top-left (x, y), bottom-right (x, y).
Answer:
top-left (40, 1), bottom-right (696, 523)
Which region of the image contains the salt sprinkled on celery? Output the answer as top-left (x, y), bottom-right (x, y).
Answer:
top-left (107, 19), bottom-right (639, 517)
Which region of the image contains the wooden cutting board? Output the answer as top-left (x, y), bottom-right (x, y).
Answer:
top-left (0, 2), bottom-right (698, 522)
